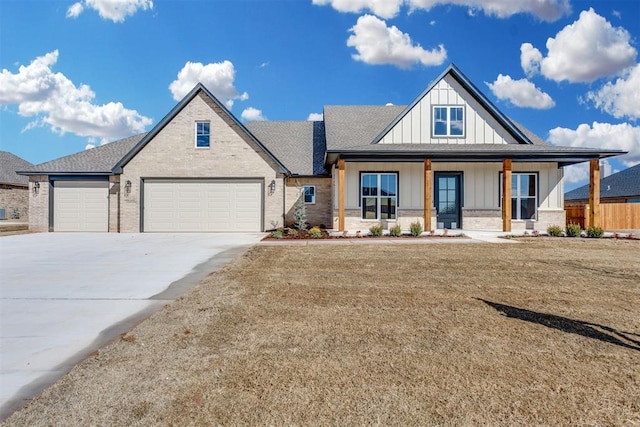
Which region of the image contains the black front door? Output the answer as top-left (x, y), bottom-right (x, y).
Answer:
top-left (435, 172), bottom-right (462, 229)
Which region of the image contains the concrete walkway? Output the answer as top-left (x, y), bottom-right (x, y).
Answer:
top-left (0, 232), bottom-right (264, 420)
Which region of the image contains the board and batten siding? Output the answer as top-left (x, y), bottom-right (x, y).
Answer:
top-left (380, 75), bottom-right (516, 145)
top-left (334, 162), bottom-right (562, 211)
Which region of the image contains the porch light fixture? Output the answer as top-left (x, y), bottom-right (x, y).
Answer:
top-left (32, 181), bottom-right (40, 196)
top-left (125, 180), bottom-right (132, 195)
top-left (269, 179), bottom-right (276, 194)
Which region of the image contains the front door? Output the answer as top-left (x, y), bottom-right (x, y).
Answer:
top-left (435, 172), bottom-right (462, 229)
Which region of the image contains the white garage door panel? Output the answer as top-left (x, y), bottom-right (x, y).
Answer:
top-left (54, 181), bottom-right (109, 232)
top-left (144, 180), bottom-right (262, 232)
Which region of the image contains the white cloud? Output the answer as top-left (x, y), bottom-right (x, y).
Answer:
top-left (66, 0), bottom-right (153, 22)
top-left (0, 50), bottom-right (152, 141)
top-left (307, 112), bottom-right (324, 121)
top-left (312, 0), bottom-right (402, 19)
top-left (347, 14), bottom-right (447, 69)
top-left (168, 60), bottom-right (249, 109)
top-left (407, 0), bottom-right (571, 21)
top-left (585, 64), bottom-right (640, 120)
top-left (313, 0), bottom-right (570, 21)
top-left (66, 2), bottom-right (84, 18)
top-left (486, 74), bottom-right (555, 109)
top-left (522, 8), bottom-right (637, 83)
top-left (549, 122), bottom-right (640, 170)
top-left (241, 107), bottom-right (266, 122)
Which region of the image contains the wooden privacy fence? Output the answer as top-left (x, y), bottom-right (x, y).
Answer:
top-left (565, 203), bottom-right (640, 230)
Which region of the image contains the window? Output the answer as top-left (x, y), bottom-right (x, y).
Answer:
top-left (303, 185), bottom-right (315, 204)
top-left (433, 106), bottom-right (464, 137)
top-left (500, 172), bottom-right (538, 220)
top-left (361, 173), bottom-right (398, 220)
top-left (196, 121), bottom-right (210, 148)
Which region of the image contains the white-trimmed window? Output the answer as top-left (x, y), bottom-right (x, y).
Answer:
top-left (195, 121), bottom-right (210, 148)
top-left (361, 172), bottom-right (398, 220)
top-left (433, 106), bottom-right (464, 137)
top-left (303, 185), bottom-right (315, 204)
top-left (500, 172), bottom-right (538, 220)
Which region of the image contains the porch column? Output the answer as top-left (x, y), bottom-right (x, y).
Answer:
top-left (424, 159), bottom-right (432, 230)
top-left (589, 159), bottom-right (600, 228)
top-left (338, 158), bottom-right (345, 231)
top-left (502, 159), bottom-right (512, 232)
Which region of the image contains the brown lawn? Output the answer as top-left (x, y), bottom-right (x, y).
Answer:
top-left (4, 239), bottom-right (640, 426)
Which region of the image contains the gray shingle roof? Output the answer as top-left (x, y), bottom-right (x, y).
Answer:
top-left (22, 133), bottom-right (146, 174)
top-left (246, 121), bottom-right (327, 175)
top-left (565, 163), bottom-right (640, 201)
top-left (0, 151), bottom-right (33, 185)
top-left (324, 105), bottom-right (406, 150)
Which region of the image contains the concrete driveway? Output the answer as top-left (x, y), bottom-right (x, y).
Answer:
top-left (0, 232), bottom-right (263, 419)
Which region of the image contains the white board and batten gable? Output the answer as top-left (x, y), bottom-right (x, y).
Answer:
top-left (378, 72), bottom-right (518, 145)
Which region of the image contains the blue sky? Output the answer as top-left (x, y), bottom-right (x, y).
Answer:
top-left (1, 0), bottom-right (639, 190)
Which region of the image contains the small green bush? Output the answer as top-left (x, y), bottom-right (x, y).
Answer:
top-left (547, 225), bottom-right (563, 237)
top-left (308, 226), bottom-right (323, 239)
top-left (586, 226), bottom-right (604, 238)
top-left (271, 230), bottom-right (283, 239)
top-left (389, 224), bottom-right (402, 237)
top-left (369, 224), bottom-right (383, 237)
top-left (409, 221), bottom-right (423, 237)
top-left (565, 223), bottom-right (582, 237)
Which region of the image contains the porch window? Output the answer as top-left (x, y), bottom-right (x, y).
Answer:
top-left (361, 173), bottom-right (397, 220)
top-left (500, 172), bottom-right (538, 220)
top-left (433, 106), bottom-right (464, 137)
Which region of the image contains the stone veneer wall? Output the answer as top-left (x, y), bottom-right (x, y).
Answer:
top-left (284, 177), bottom-right (332, 229)
top-left (27, 176), bottom-right (49, 232)
top-left (0, 184), bottom-right (29, 222)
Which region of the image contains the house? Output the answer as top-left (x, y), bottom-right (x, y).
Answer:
top-left (565, 164), bottom-right (640, 205)
top-left (0, 151), bottom-right (33, 221)
top-left (18, 65), bottom-right (625, 233)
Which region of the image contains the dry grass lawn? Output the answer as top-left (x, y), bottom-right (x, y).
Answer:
top-left (4, 239), bottom-right (640, 426)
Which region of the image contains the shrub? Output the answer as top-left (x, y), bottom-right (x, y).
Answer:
top-left (586, 226), bottom-right (604, 238)
top-left (271, 230), bottom-right (283, 239)
top-left (308, 226), bottom-right (323, 239)
top-left (389, 224), bottom-right (402, 237)
top-left (409, 221), bottom-right (423, 237)
top-left (369, 224), bottom-right (383, 237)
top-left (292, 195), bottom-right (307, 230)
top-left (547, 225), bottom-right (563, 237)
top-left (565, 223), bottom-right (582, 237)
top-left (286, 228), bottom-right (299, 237)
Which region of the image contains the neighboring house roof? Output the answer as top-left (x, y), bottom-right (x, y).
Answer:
top-left (0, 151), bottom-right (33, 185)
top-left (113, 83), bottom-right (289, 174)
top-left (246, 120), bottom-right (328, 176)
top-left (19, 134), bottom-right (146, 175)
top-left (565, 163), bottom-right (640, 201)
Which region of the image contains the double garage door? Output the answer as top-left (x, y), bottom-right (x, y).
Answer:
top-left (143, 180), bottom-right (262, 232)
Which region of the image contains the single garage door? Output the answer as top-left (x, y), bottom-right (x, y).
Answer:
top-left (54, 180), bottom-right (109, 232)
top-left (143, 180), bottom-right (262, 232)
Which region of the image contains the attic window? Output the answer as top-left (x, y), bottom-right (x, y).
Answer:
top-left (433, 106), bottom-right (464, 137)
top-left (195, 121), bottom-right (210, 148)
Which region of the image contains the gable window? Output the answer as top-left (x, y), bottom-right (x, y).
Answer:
top-left (303, 185), bottom-right (315, 204)
top-left (500, 172), bottom-right (538, 220)
top-left (361, 172), bottom-right (397, 220)
top-left (433, 106), bottom-right (464, 137)
top-left (195, 121), bottom-right (210, 148)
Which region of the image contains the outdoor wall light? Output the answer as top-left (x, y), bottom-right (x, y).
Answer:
top-left (269, 179), bottom-right (276, 194)
top-left (125, 180), bottom-right (132, 195)
top-left (32, 181), bottom-right (40, 196)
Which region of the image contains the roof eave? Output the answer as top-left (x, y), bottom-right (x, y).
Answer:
top-left (16, 170), bottom-right (114, 176)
